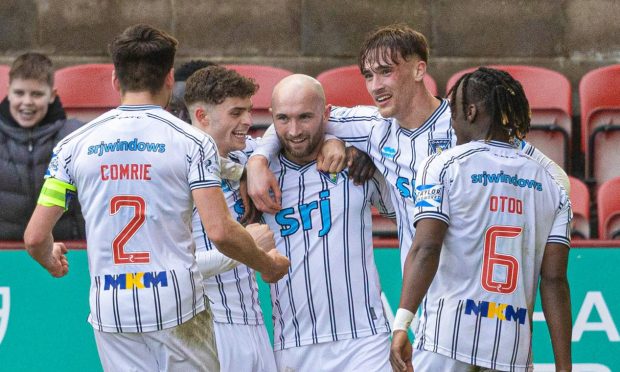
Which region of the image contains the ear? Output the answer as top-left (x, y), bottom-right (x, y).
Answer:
top-left (466, 103), bottom-right (478, 123)
top-left (322, 103), bottom-right (331, 123)
top-left (164, 69), bottom-right (174, 90)
top-left (112, 70), bottom-right (121, 93)
top-left (413, 60), bottom-right (427, 82)
top-left (49, 88), bottom-right (57, 103)
top-left (194, 105), bottom-right (210, 127)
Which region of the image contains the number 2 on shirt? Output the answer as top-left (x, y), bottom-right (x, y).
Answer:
top-left (110, 195), bottom-right (150, 264)
top-left (482, 225), bottom-right (522, 294)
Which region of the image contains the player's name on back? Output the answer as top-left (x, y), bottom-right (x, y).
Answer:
top-left (100, 163), bottom-right (152, 181)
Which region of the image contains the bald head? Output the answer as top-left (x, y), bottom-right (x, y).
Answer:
top-left (271, 74), bottom-right (330, 165)
top-left (272, 74), bottom-right (326, 112)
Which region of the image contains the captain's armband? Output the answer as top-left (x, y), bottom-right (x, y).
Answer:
top-left (37, 178), bottom-right (77, 211)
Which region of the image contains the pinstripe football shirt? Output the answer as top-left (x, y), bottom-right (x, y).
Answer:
top-left (46, 105), bottom-right (219, 333)
top-left (192, 138), bottom-right (264, 325)
top-left (412, 140), bottom-right (571, 371)
top-left (326, 102), bottom-right (455, 270)
top-left (262, 153), bottom-right (395, 351)
top-left (253, 102), bottom-right (455, 272)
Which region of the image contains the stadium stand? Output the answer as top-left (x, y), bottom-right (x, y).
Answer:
top-left (579, 64), bottom-right (620, 186)
top-left (569, 176), bottom-right (591, 239)
top-left (224, 64), bottom-right (293, 136)
top-left (446, 65), bottom-right (572, 171)
top-left (0, 64), bottom-right (10, 99)
top-left (54, 64), bottom-right (119, 122)
top-left (597, 177), bottom-right (620, 240)
top-left (316, 64), bottom-right (437, 107)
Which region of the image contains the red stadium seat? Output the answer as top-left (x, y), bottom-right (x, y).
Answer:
top-left (579, 64), bottom-right (620, 186)
top-left (55, 64), bottom-right (120, 122)
top-left (224, 64), bottom-right (293, 136)
top-left (569, 176), bottom-right (591, 239)
top-left (0, 64), bottom-right (10, 99)
top-left (316, 65), bottom-right (437, 107)
top-left (597, 177), bottom-right (620, 239)
top-left (446, 66), bottom-right (572, 171)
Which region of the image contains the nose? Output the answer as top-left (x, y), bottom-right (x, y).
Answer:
top-left (367, 74), bottom-right (382, 94)
top-left (288, 119), bottom-right (303, 137)
top-left (23, 93), bottom-right (34, 104)
top-left (242, 111), bottom-right (252, 128)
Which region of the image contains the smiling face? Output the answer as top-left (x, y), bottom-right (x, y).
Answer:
top-left (272, 78), bottom-right (329, 165)
top-left (361, 50), bottom-right (422, 122)
top-left (201, 96), bottom-right (253, 156)
top-left (8, 78), bottom-right (56, 128)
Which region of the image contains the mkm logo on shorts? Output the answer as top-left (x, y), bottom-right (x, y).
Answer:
top-left (0, 287), bottom-right (10, 345)
top-left (103, 271), bottom-right (168, 290)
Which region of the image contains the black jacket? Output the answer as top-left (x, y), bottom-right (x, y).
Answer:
top-left (0, 96), bottom-right (85, 240)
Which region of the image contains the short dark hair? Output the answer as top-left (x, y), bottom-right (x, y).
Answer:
top-left (109, 24), bottom-right (178, 94)
top-left (174, 60), bottom-right (217, 82)
top-left (448, 67), bottom-right (531, 141)
top-left (358, 24), bottom-right (429, 72)
top-left (184, 65), bottom-right (258, 107)
top-left (9, 53), bottom-right (54, 87)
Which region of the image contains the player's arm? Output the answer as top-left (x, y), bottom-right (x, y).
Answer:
top-left (196, 248), bottom-right (240, 278)
top-left (390, 218), bottom-right (447, 372)
top-left (24, 176), bottom-right (75, 278)
top-left (193, 187), bottom-right (289, 283)
top-left (246, 125), bottom-right (282, 214)
top-left (540, 241), bottom-right (571, 371)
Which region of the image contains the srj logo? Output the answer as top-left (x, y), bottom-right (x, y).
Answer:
top-left (0, 287), bottom-right (9, 344)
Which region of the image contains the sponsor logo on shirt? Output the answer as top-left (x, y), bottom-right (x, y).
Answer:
top-left (464, 299), bottom-right (527, 325)
top-left (414, 184), bottom-right (443, 207)
top-left (381, 146), bottom-right (396, 159)
top-left (103, 271), bottom-right (168, 290)
top-left (87, 138), bottom-right (166, 157)
top-left (45, 153), bottom-right (59, 177)
top-left (429, 138), bottom-right (451, 154)
top-left (471, 171), bottom-right (543, 191)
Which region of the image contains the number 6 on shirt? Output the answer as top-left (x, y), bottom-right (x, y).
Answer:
top-left (481, 225), bottom-right (522, 294)
top-left (110, 195), bottom-right (150, 264)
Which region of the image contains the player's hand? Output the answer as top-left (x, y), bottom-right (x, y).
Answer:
top-left (346, 147), bottom-right (376, 185)
top-left (260, 249), bottom-right (290, 283)
top-left (46, 242), bottom-right (69, 278)
top-left (245, 223), bottom-right (275, 252)
top-left (239, 174), bottom-right (262, 225)
top-left (247, 156), bottom-right (282, 214)
top-left (316, 138), bottom-right (347, 173)
top-left (390, 330), bottom-right (413, 372)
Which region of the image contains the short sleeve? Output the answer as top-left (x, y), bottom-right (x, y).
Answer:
top-left (413, 153), bottom-right (450, 226)
top-left (327, 106), bottom-right (378, 152)
top-left (547, 191), bottom-right (572, 248)
top-left (189, 135), bottom-right (222, 190)
top-left (45, 143), bottom-right (75, 186)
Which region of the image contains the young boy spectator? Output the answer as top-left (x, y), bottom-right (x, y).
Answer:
top-left (0, 53), bottom-right (84, 240)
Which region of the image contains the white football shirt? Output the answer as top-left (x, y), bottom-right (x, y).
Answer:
top-left (412, 140), bottom-right (571, 371)
top-left (192, 138), bottom-right (264, 325)
top-left (253, 102), bottom-right (455, 271)
top-left (262, 153), bottom-right (395, 351)
top-left (47, 105), bottom-right (221, 333)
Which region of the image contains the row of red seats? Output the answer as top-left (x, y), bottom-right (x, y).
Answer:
top-left (570, 176), bottom-right (620, 240)
top-left (0, 63), bottom-right (617, 186)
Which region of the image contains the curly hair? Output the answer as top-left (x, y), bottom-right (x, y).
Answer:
top-left (448, 67), bottom-right (531, 141)
top-left (184, 65), bottom-right (258, 107)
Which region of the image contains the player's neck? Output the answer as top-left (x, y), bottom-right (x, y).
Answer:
top-left (398, 90), bottom-right (441, 130)
top-left (121, 90), bottom-right (170, 108)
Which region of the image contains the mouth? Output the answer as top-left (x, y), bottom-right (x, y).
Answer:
top-left (287, 137), bottom-right (307, 145)
top-left (374, 93), bottom-right (392, 105)
top-left (232, 130), bottom-right (247, 139)
top-left (18, 109), bottom-right (37, 121)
